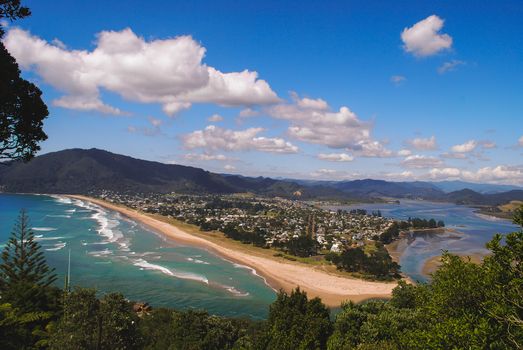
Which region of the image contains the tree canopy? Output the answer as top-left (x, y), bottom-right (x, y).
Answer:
top-left (0, 0), bottom-right (48, 161)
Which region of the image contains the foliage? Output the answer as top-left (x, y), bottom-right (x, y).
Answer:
top-left (49, 288), bottom-right (140, 349)
top-left (0, 2), bottom-right (48, 161)
top-left (2, 207), bottom-right (523, 349)
top-left (0, 210), bottom-right (60, 348)
top-left (261, 288), bottom-right (332, 350)
top-left (327, 244), bottom-right (400, 280)
top-left (0, 0), bottom-right (30, 37)
top-left (0, 210), bottom-right (57, 308)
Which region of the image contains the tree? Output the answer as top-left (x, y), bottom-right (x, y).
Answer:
top-left (49, 289), bottom-right (140, 350)
top-left (0, 42), bottom-right (48, 161)
top-left (0, 210), bottom-right (59, 348)
top-left (262, 288), bottom-right (332, 350)
top-left (0, 209), bottom-right (57, 310)
top-left (0, 0), bottom-right (30, 37)
top-left (1, 1), bottom-right (48, 161)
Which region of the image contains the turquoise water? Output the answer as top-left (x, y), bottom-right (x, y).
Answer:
top-left (327, 200), bottom-right (519, 282)
top-left (0, 194), bottom-right (276, 319)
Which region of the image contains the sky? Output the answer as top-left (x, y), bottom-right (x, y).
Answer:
top-left (3, 0), bottom-right (523, 185)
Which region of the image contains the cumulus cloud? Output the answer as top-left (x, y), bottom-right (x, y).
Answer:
top-left (463, 165), bottom-right (523, 184)
top-left (182, 125), bottom-right (298, 154)
top-left (429, 167), bottom-right (462, 180)
top-left (224, 164), bottom-right (236, 171)
top-left (317, 153), bottom-right (354, 162)
top-left (207, 114), bottom-right (223, 122)
top-left (438, 60), bottom-right (465, 74)
top-left (401, 15), bottom-right (453, 57)
top-left (3, 27), bottom-right (279, 116)
top-left (267, 93), bottom-right (392, 157)
top-left (428, 165), bottom-right (523, 184)
top-left (390, 75), bottom-right (406, 85)
top-left (402, 154), bottom-right (444, 169)
top-left (406, 136), bottom-right (437, 150)
top-left (397, 149), bottom-right (412, 157)
top-left (451, 140), bottom-right (477, 153)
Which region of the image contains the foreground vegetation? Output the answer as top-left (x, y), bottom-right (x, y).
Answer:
top-left (1, 206), bottom-right (522, 349)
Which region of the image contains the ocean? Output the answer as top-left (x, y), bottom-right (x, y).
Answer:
top-left (326, 200), bottom-right (519, 282)
top-left (1, 194), bottom-right (518, 317)
top-left (0, 194), bottom-right (276, 319)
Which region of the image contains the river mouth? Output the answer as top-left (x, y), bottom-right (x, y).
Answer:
top-left (324, 199), bottom-right (517, 282)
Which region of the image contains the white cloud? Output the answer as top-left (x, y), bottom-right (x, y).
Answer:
top-left (224, 164), bottom-right (236, 171)
top-left (383, 171), bottom-right (415, 180)
top-left (292, 92), bottom-right (329, 110)
top-left (390, 75), bottom-right (406, 85)
top-left (402, 154), bottom-right (444, 169)
top-left (356, 140), bottom-right (394, 158)
top-left (268, 93), bottom-right (392, 157)
top-left (207, 114), bottom-right (223, 122)
top-left (182, 125), bottom-right (299, 154)
top-left (184, 153), bottom-right (230, 161)
top-left (519, 136), bottom-right (523, 147)
top-left (463, 165), bottom-right (523, 184)
top-left (4, 27), bottom-right (279, 116)
top-left (238, 108), bottom-right (260, 118)
top-left (397, 149), bottom-right (412, 156)
top-left (317, 153), bottom-right (354, 162)
top-left (451, 140), bottom-right (477, 153)
top-left (429, 167), bottom-right (462, 180)
top-left (401, 15), bottom-right (453, 57)
top-left (438, 60), bottom-right (465, 74)
top-left (406, 136), bottom-right (437, 150)
top-left (427, 165), bottom-right (523, 185)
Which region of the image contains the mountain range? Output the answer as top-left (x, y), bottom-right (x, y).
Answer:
top-left (0, 148), bottom-right (522, 206)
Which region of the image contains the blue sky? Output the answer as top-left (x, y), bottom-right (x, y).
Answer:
top-left (3, 0), bottom-right (523, 184)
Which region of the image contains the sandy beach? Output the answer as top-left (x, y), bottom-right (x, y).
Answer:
top-left (68, 195), bottom-right (399, 306)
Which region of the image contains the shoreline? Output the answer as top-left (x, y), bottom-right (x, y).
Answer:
top-left (67, 195), bottom-right (399, 307)
top-left (421, 252), bottom-right (487, 276)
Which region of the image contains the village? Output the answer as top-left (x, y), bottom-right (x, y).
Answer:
top-left (94, 190), bottom-right (397, 254)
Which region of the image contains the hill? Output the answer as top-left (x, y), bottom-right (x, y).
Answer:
top-left (1, 148), bottom-right (521, 206)
top-left (0, 148), bottom-right (341, 199)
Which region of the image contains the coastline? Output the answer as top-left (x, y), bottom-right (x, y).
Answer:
top-left (421, 253), bottom-right (486, 276)
top-left (67, 195), bottom-right (399, 307)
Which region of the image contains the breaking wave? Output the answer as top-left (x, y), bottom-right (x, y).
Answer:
top-left (133, 258), bottom-right (209, 284)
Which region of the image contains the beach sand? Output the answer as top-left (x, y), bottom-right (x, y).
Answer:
top-left (68, 195), bottom-right (399, 307)
top-left (421, 253), bottom-right (486, 276)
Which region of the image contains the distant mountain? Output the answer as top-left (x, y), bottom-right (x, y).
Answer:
top-left (0, 148), bottom-right (343, 199)
top-left (330, 179), bottom-right (445, 199)
top-left (445, 189), bottom-right (523, 206)
top-left (430, 180), bottom-right (523, 194)
top-left (1, 148), bottom-right (521, 206)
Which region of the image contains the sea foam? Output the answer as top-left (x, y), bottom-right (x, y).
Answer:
top-left (133, 258), bottom-right (209, 284)
top-left (45, 242), bottom-right (66, 251)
